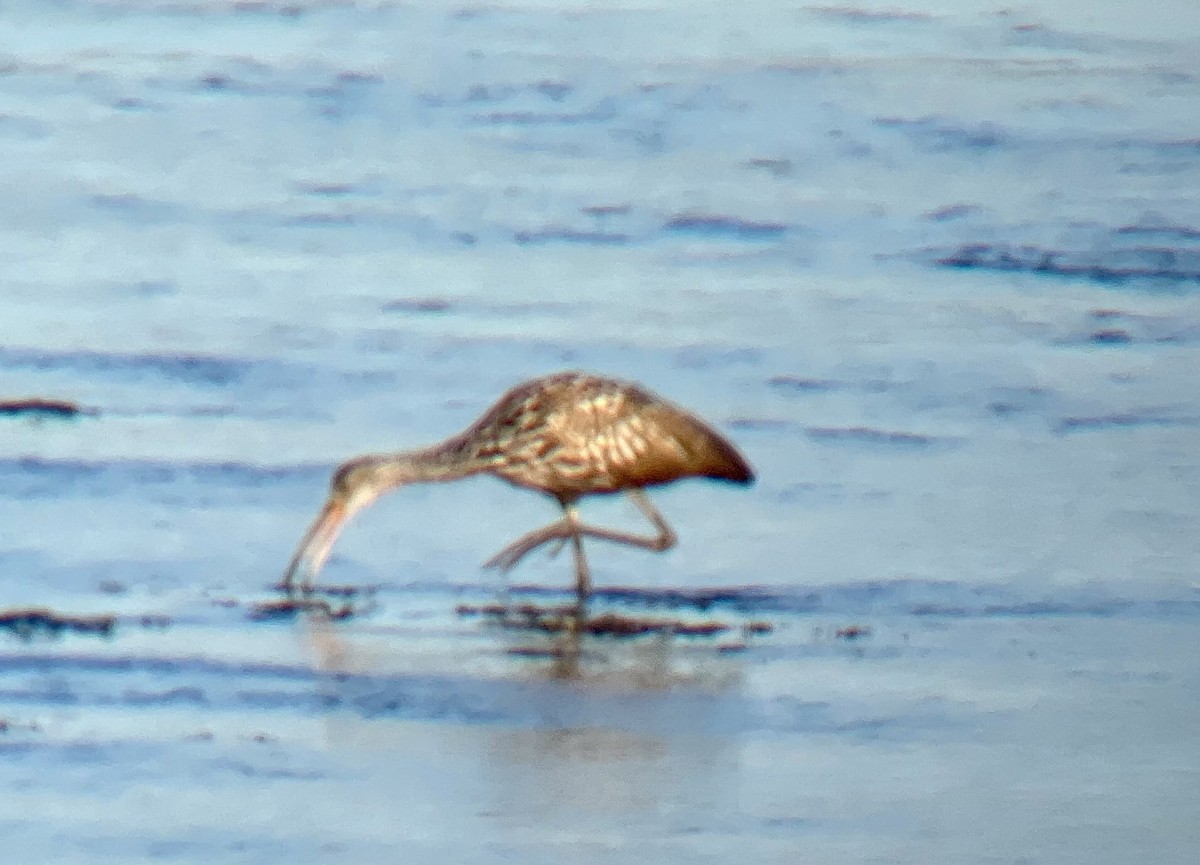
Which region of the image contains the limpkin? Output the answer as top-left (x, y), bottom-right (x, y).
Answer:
top-left (278, 371), bottom-right (755, 613)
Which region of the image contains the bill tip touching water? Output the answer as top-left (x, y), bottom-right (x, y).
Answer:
top-left (277, 371), bottom-right (755, 610)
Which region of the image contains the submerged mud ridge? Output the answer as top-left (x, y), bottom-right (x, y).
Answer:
top-left (503, 583), bottom-right (794, 613)
top-left (245, 598), bottom-right (358, 622)
top-left (455, 601), bottom-right (773, 639)
top-left (0, 607), bottom-right (116, 639)
top-left (0, 398), bottom-right (94, 418)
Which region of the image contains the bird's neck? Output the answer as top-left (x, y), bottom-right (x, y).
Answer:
top-left (358, 440), bottom-right (488, 489)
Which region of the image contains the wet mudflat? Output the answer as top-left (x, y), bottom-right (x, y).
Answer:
top-left (2, 1), bottom-right (1200, 862)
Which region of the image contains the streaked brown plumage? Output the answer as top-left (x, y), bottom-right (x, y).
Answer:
top-left (279, 371), bottom-right (755, 610)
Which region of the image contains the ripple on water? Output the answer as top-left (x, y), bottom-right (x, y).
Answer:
top-left (804, 425), bottom-right (946, 448)
top-left (1054, 412), bottom-right (1200, 434)
top-left (925, 240), bottom-right (1200, 285)
top-left (0, 347), bottom-right (265, 387)
top-left (0, 458), bottom-right (328, 502)
top-left (663, 212), bottom-right (789, 240)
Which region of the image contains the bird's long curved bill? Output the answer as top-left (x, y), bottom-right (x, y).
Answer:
top-left (278, 497), bottom-right (350, 592)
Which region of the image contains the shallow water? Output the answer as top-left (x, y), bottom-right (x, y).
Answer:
top-left (2, 1), bottom-right (1199, 862)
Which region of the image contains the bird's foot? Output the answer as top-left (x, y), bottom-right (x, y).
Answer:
top-left (482, 522), bottom-right (574, 572)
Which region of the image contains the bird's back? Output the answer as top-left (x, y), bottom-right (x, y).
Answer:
top-left (451, 372), bottom-right (754, 498)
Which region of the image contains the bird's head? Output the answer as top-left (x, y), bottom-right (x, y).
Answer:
top-left (330, 457), bottom-right (384, 500)
top-left (278, 456), bottom-right (392, 592)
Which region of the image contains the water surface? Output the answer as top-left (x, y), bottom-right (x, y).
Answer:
top-left (2, 2), bottom-right (1198, 862)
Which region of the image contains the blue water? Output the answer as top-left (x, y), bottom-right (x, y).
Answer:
top-left (2, 2), bottom-right (1199, 863)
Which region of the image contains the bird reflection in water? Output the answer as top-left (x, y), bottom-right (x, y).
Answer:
top-left (299, 594), bottom-right (746, 699)
top-left (278, 372), bottom-right (755, 634)
top-left (299, 609), bottom-right (744, 839)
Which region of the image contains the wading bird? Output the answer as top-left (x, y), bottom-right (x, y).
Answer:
top-left (278, 371), bottom-right (755, 614)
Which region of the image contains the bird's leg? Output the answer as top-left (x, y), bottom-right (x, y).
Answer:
top-left (483, 518), bottom-right (577, 573)
top-left (566, 504), bottom-right (591, 614)
top-left (482, 490), bottom-right (678, 573)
